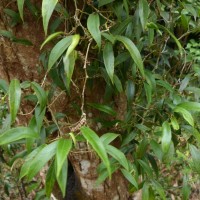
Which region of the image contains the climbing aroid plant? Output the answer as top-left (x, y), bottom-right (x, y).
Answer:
top-left (1, 0), bottom-right (200, 199)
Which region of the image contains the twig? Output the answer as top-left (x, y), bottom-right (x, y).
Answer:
top-left (81, 39), bottom-right (92, 114)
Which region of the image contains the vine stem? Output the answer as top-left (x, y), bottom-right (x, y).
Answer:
top-left (81, 39), bottom-right (92, 115)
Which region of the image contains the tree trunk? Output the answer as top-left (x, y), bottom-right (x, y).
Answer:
top-left (67, 143), bottom-right (129, 200)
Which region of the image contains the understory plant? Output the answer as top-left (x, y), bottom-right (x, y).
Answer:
top-left (1, 0), bottom-right (200, 199)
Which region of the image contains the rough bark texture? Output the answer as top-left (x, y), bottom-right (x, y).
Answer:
top-left (69, 142), bottom-right (129, 200)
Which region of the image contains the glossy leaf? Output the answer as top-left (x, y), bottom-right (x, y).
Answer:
top-left (174, 106), bottom-right (194, 127)
top-left (45, 161), bottom-right (56, 197)
top-left (42, 0), bottom-right (58, 35)
top-left (121, 168), bottom-right (138, 189)
top-left (161, 121), bottom-right (171, 153)
top-left (87, 103), bottom-right (116, 116)
top-left (139, 0), bottom-right (149, 30)
top-left (115, 35), bottom-right (144, 78)
top-left (56, 139), bottom-right (72, 177)
top-left (9, 79), bottom-right (21, 123)
top-left (106, 145), bottom-right (129, 170)
top-left (40, 31), bottom-right (64, 49)
top-left (66, 34), bottom-right (80, 57)
top-left (81, 126), bottom-right (111, 177)
top-left (63, 50), bottom-right (77, 91)
top-left (31, 82), bottom-right (47, 111)
top-left (87, 13), bottom-right (101, 48)
top-left (0, 127), bottom-right (38, 145)
top-left (177, 102), bottom-right (200, 111)
top-left (103, 42), bottom-right (115, 83)
top-left (20, 145), bottom-right (45, 179)
top-left (48, 36), bottom-right (72, 71)
top-left (17, 0), bottom-right (25, 21)
top-left (100, 133), bottom-right (120, 145)
top-left (27, 141), bottom-right (58, 181)
top-left (57, 158), bottom-right (68, 197)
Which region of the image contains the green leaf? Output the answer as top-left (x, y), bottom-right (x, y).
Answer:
top-left (174, 106), bottom-right (194, 127)
top-left (9, 79), bottom-right (21, 123)
top-left (136, 139), bottom-right (148, 159)
top-left (87, 103), bottom-right (116, 116)
top-left (48, 36), bottom-right (72, 71)
top-left (31, 82), bottom-right (47, 111)
top-left (113, 75), bottom-right (123, 93)
top-left (161, 121), bottom-right (171, 153)
top-left (121, 168), bottom-right (138, 189)
top-left (98, 0), bottom-right (115, 7)
top-left (27, 141), bottom-right (58, 181)
top-left (66, 34), bottom-right (80, 57)
top-left (45, 161), bottom-right (56, 197)
top-left (81, 126), bottom-right (111, 177)
top-left (103, 42), bottom-right (115, 83)
top-left (42, 0), bottom-right (58, 35)
top-left (126, 80), bottom-right (135, 105)
top-left (139, 0), bottom-right (149, 30)
top-left (157, 24), bottom-right (183, 56)
top-left (170, 116), bottom-right (179, 130)
top-left (142, 182), bottom-right (149, 200)
top-left (100, 133), bottom-right (120, 145)
top-left (156, 80), bottom-right (174, 93)
top-left (20, 145), bottom-right (45, 179)
top-left (177, 102), bottom-right (200, 111)
top-left (190, 144), bottom-right (200, 174)
top-left (87, 13), bottom-right (101, 49)
top-left (115, 35), bottom-right (144, 78)
top-left (138, 159), bottom-right (153, 177)
top-left (0, 30), bottom-right (14, 39)
top-left (106, 145), bottom-right (129, 170)
top-left (151, 180), bottom-right (166, 200)
top-left (57, 158), bottom-right (68, 197)
top-left (96, 165), bottom-right (119, 185)
top-left (0, 79), bottom-right (9, 93)
top-left (17, 0), bottom-right (25, 21)
top-left (56, 139), bottom-right (72, 177)
top-left (0, 127), bottom-right (38, 145)
top-left (144, 82), bottom-right (152, 106)
top-left (63, 50), bottom-right (77, 91)
top-left (40, 31), bottom-right (64, 50)
top-left (182, 175), bottom-right (191, 200)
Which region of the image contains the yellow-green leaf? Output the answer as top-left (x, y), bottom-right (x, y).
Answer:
top-left (0, 127), bottom-right (38, 146)
top-left (17, 0), bottom-right (25, 21)
top-left (56, 139), bottom-right (72, 178)
top-left (40, 31), bottom-right (64, 50)
top-left (42, 0), bottom-right (58, 35)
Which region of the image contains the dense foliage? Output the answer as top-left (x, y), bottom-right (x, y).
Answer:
top-left (1, 0), bottom-right (200, 199)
